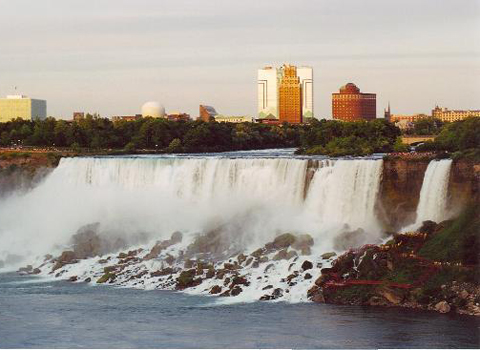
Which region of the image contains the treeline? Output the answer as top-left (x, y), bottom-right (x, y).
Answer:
top-left (417, 117), bottom-right (480, 159)
top-left (0, 116), bottom-right (302, 153)
top-left (297, 119), bottom-right (401, 156)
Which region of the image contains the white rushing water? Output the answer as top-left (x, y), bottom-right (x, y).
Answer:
top-left (409, 159), bottom-right (453, 229)
top-left (0, 154), bottom-right (385, 262)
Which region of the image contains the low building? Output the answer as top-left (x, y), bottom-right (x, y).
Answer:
top-left (199, 105), bottom-right (218, 122)
top-left (73, 112), bottom-right (85, 121)
top-left (0, 95), bottom-right (47, 122)
top-left (167, 112), bottom-right (191, 121)
top-left (390, 113), bottom-right (429, 123)
top-left (332, 83), bottom-right (376, 121)
top-left (111, 114), bottom-right (142, 122)
top-left (432, 106), bottom-right (480, 122)
top-left (214, 115), bottom-right (253, 123)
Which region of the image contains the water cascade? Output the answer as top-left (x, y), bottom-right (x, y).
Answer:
top-left (0, 155), bottom-right (385, 261)
top-left (411, 159), bottom-right (453, 228)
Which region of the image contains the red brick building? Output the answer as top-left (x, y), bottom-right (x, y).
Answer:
top-left (332, 83), bottom-right (376, 121)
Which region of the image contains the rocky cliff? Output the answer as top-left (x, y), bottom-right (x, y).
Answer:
top-left (378, 158), bottom-right (480, 231)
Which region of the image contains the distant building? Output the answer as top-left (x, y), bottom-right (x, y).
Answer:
top-left (142, 101), bottom-right (165, 118)
top-left (390, 114), bottom-right (429, 123)
top-left (257, 64), bottom-right (313, 122)
top-left (432, 106), bottom-right (480, 122)
top-left (73, 112), bottom-right (85, 121)
top-left (279, 65), bottom-right (302, 124)
top-left (167, 112), bottom-right (191, 121)
top-left (0, 95), bottom-right (47, 122)
top-left (214, 115), bottom-right (253, 123)
top-left (111, 114), bottom-right (142, 121)
top-left (199, 105), bottom-right (218, 122)
top-left (332, 83), bottom-right (376, 121)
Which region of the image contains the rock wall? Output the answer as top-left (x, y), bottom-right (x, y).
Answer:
top-left (378, 158), bottom-right (480, 231)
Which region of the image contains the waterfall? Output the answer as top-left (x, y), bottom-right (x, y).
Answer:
top-left (0, 155), bottom-right (385, 261)
top-left (411, 159), bottom-right (453, 228)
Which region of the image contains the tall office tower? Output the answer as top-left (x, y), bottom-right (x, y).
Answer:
top-left (0, 95), bottom-right (47, 122)
top-left (257, 66), bottom-right (280, 119)
top-left (332, 83), bottom-right (376, 121)
top-left (297, 66), bottom-right (313, 119)
top-left (257, 64), bottom-right (313, 122)
top-left (278, 65), bottom-right (302, 124)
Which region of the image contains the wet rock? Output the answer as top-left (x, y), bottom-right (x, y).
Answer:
top-left (231, 276), bottom-right (249, 287)
top-left (117, 252), bottom-right (128, 259)
top-left (59, 251), bottom-right (77, 263)
top-left (210, 285), bottom-right (222, 294)
top-left (304, 273), bottom-right (312, 280)
top-left (98, 259), bottom-right (108, 264)
top-left (84, 277), bottom-right (92, 283)
top-left (368, 296), bottom-right (387, 306)
top-left (184, 259), bottom-right (195, 268)
top-left (144, 232), bottom-right (183, 261)
top-left (97, 272), bottom-right (116, 284)
top-left (245, 257), bottom-right (253, 266)
top-left (206, 267), bottom-right (215, 279)
top-left (321, 252), bottom-right (337, 260)
top-left (273, 249), bottom-right (297, 261)
top-left (263, 285), bottom-right (273, 290)
top-left (258, 256), bottom-right (269, 264)
top-left (435, 301), bottom-right (451, 314)
top-left (272, 233), bottom-right (296, 250)
top-left (18, 265), bottom-right (33, 274)
top-left (176, 269), bottom-right (202, 290)
top-left (68, 276), bottom-right (78, 282)
top-left (251, 261), bottom-right (260, 268)
top-left (223, 278), bottom-right (231, 287)
top-left (224, 262), bottom-right (239, 270)
top-left (272, 288), bottom-right (284, 299)
top-left (165, 254), bottom-right (175, 266)
top-left (377, 287), bottom-right (403, 305)
top-left (31, 268), bottom-right (41, 275)
top-left (103, 266), bottom-right (116, 274)
top-left (314, 275), bottom-right (326, 286)
top-left (230, 286), bottom-right (243, 296)
top-left (251, 248), bottom-right (266, 258)
top-left (220, 290), bottom-right (230, 297)
top-left (264, 263), bottom-right (275, 273)
top-left (237, 253), bottom-right (247, 265)
top-left (292, 234), bottom-right (314, 252)
top-left (151, 268), bottom-right (174, 277)
top-left (301, 260), bottom-right (313, 271)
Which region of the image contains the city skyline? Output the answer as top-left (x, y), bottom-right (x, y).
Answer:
top-left (0, 0), bottom-right (479, 119)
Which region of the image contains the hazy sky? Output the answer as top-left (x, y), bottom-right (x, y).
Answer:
top-left (0, 0), bottom-right (479, 119)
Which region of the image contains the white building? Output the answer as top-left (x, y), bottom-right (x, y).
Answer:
top-left (257, 65), bottom-right (313, 120)
top-left (0, 95), bottom-right (47, 122)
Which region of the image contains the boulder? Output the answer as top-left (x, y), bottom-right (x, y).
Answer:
top-left (435, 301), bottom-right (451, 314)
top-left (304, 273), bottom-right (312, 280)
top-left (176, 269), bottom-right (201, 290)
top-left (301, 260), bottom-right (313, 271)
top-left (251, 248), bottom-right (266, 258)
top-left (264, 263), bottom-right (275, 273)
top-left (272, 233), bottom-right (296, 250)
top-left (97, 272), bottom-right (116, 284)
top-left (31, 268), bottom-right (41, 275)
top-left (321, 252), bottom-right (336, 260)
top-left (273, 249), bottom-right (297, 261)
top-left (151, 268), bottom-right (174, 277)
top-left (245, 257), bottom-right (253, 266)
top-left (272, 288), bottom-right (284, 299)
top-left (103, 266), bottom-right (116, 273)
top-left (210, 285), bottom-right (222, 294)
top-left (18, 265), bottom-right (33, 274)
top-left (68, 276), bottom-right (78, 282)
top-left (165, 254), bottom-right (175, 265)
top-left (262, 285), bottom-right (273, 290)
top-left (59, 251), bottom-right (77, 263)
top-left (206, 267), bottom-right (215, 279)
top-left (237, 253), bottom-right (247, 265)
top-left (230, 286), bottom-right (243, 296)
top-left (292, 234), bottom-right (314, 252)
top-left (377, 287), bottom-right (403, 305)
top-left (84, 277), bottom-right (92, 283)
top-left (117, 252), bottom-right (128, 259)
top-left (231, 276), bottom-right (249, 286)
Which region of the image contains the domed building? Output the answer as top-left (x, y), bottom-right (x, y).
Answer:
top-left (141, 101), bottom-right (165, 118)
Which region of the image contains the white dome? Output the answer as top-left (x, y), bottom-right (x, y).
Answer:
top-left (141, 101), bottom-right (165, 118)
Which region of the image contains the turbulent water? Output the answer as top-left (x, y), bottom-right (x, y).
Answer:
top-left (409, 159), bottom-right (453, 229)
top-left (0, 150), bottom-right (456, 304)
top-left (0, 151), bottom-right (385, 262)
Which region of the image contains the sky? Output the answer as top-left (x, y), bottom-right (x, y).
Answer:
top-left (0, 0), bottom-right (479, 119)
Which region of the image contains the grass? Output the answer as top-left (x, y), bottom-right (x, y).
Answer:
top-left (418, 205), bottom-right (479, 264)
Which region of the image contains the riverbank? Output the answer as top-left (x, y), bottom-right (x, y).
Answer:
top-left (308, 207), bottom-right (480, 316)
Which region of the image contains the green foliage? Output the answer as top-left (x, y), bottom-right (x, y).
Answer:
top-left (404, 117), bottom-right (444, 135)
top-left (416, 118), bottom-right (480, 159)
top-left (418, 205), bottom-right (480, 264)
top-left (393, 137), bottom-right (410, 152)
top-left (0, 117), bottom-right (303, 153)
top-left (299, 119), bottom-right (400, 156)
